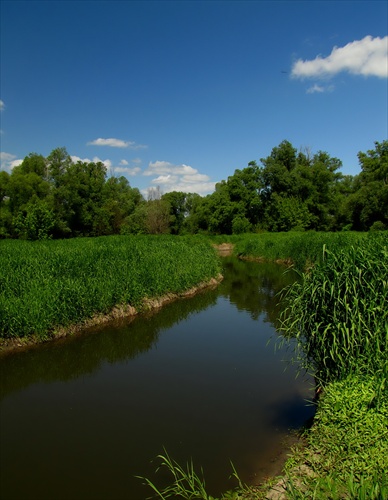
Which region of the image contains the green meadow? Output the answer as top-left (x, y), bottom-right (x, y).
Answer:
top-left (0, 235), bottom-right (221, 341)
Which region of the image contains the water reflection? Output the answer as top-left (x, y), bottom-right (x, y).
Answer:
top-left (0, 258), bottom-right (313, 500)
top-left (220, 257), bottom-right (298, 325)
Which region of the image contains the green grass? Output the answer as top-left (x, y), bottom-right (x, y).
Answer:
top-left (0, 235), bottom-right (221, 340)
top-left (233, 231), bottom-right (368, 270)
top-left (137, 449), bottom-right (257, 500)
top-left (278, 231), bottom-right (388, 498)
top-left (284, 374), bottom-right (388, 499)
top-left (280, 232), bottom-right (388, 386)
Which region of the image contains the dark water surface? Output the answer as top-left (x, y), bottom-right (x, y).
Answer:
top-left (0, 258), bottom-right (315, 500)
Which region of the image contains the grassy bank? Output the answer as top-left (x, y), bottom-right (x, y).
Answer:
top-left (278, 231), bottom-right (388, 499)
top-left (0, 235), bottom-right (221, 343)
top-left (232, 231), bottom-right (368, 270)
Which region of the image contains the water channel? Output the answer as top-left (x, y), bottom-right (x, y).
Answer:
top-left (0, 257), bottom-right (315, 500)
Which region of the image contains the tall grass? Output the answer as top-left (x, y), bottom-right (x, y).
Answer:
top-left (0, 235), bottom-right (221, 340)
top-left (284, 374), bottom-right (388, 499)
top-left (280, 232), bottom-right (388, 386)
top-left (233, 231), bottom-right (367, 270)
top-left (278, 232), bottom-right (388, 499)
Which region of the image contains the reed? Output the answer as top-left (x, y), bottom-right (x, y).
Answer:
top-left (284, 374), bottom-right (388, 499)
top-left (137, 450), bottom-right (255, 500)
top-left (279, 232), bottom-right (388, 386)
top-left (233, 231), bottom-right (367, 270)
top-left (0, 235), bottom-right (221, 340)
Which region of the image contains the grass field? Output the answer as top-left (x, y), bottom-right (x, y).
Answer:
top-left (0, 235), bottom-right (221, 340)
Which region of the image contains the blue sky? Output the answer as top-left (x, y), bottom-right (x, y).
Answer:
top-left (1, 0), bottom-right (387, 196)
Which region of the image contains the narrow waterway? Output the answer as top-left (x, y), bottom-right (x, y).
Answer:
top-left (0, 257), bottom-right (315, 500)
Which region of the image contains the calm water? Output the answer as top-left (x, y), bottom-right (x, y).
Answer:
top-left (0, 258), bottom-right (315, 500)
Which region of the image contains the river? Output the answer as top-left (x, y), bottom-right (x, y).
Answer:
top-left (0, 257), bottom-right (315, 499)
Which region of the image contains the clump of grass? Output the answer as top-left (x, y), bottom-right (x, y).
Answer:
top-left (0, 235), bottom-right (221, 340)
top-left (280, 232), bottom-right (388, 386)
top-left (234, 231), bottom-right (367, 270)
top-left (137, 450), bottom-right (213, 499)
top-left (278, 232), bottom-right (388, 498)
top-left (137, 450), bottom-right (256, 500)
top-left (284, 374), bottom-right (388, 499)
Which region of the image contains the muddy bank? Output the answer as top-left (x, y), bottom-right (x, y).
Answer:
top-left (0, 274), bottom-right (223, 356)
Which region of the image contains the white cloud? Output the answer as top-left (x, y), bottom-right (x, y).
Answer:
top-left (151, 174), bottom-right (177, 185)
top-left (0, 152), bottom-right (23, 172)
top-left (71, 155), bottom-right (112, 170)
top-left (144, 160), bottom-right (198, 177)
top-left (71, 155), bottom-right (141, 177)
top-left (113, 166), bottom-right (141, 176)
top-left (144, 159), bottom-right (216, 195)
top-left (163, 182), bottom-right (217, 196)
top-left (292, 35), bottom-right (388, 79)
top-left (0, 100), bottom-right (4, 111)
top-left (87, 137), bottom-right (147, 149)
top-left (306, 83), bottom-right (335, 94)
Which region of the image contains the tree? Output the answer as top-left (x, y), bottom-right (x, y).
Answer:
top-left (162, 191), bottom-right (188, 234)
top-left (226, 162), bottom-right (263, 226)
top-left (59, 160), bottom-right (107, 236)
top-left (346, 140), bottom-right (388, 230)
top-left (259, 140), bottom-right (344, 231)
top-left (12, 153), bottom-right (47, 178)
top-left (14, 197), bottom-right (55, 240)
top-left (47, 147), bottom-right (72, 187)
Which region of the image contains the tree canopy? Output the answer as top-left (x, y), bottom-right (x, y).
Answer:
top-left (1, 141), bottom-right (386, 239)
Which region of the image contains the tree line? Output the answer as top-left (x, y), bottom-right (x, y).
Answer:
top-left (0, 140), bottom-right (387, 239)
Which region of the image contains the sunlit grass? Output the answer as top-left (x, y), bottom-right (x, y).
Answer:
top-left (233, 231), bottom-right (367, 270)
top-left (280, 232), bottom-right (388, 386)
top-left (0, 235), bottom-right (221, 339)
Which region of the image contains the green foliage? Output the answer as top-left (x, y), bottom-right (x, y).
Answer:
top-left (0, 235), bottom-right (221, 339)
top-left (284, 375), bottom-right (388, 499)
top-left (280, 233), bottom-right (388, 385)
top-left (345, 140), bottom-right (388, 231)
top-left (1, 140), bottom-right (386, 238)
top-left (14, 198), bottom-right (55, 240)
top-left (137, 450), bottom-right (214, 499)
top-left (233, 231), bottom-right (367, 271)
top-left (232, 216), bottom-right (251, 234)
top-left (138, 450), bottom-right (256, 500)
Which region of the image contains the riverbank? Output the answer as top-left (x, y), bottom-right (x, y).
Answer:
top-left (0, 235), bottom-right (222, 352)
top-left (0, 274), bottom-right (223, 356)
top-left (254, 232), bottom-right (388, 499)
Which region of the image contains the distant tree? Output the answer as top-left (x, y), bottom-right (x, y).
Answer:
top-left (259, 140), bottom-right (343, 231)
top-left (162, 191), bottom-right (189, 234)
top-left (47, 147), bottom-right (72, 187)
top-left (226, 161), bottom-right (263, 226)
top-left (59, 160), bottom-right (107, 236)
top-left (13, 153), bottom-right (47, 178)
top-left (346, 140), bottom-right (388, 230)
top-left (14, 197), bottom-right (55, 240)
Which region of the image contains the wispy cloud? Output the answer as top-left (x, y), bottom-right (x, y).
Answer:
top-left (0, 152), bottom-right (23, 172)
top-left (306, 83), bottom-right (335, 94)
top-left (292, 35), bottom-right (388, 79)
top-left (144, 160), bottom-right (216, 195)
top-left (113, 166), bottom-right (141, 176)
top-left (144, 160), bottom-right (200, 177)
top-left (71, 155), bottom-right (142, 177)
top-left (71, 155), bottom-right (112, 170)
top-left (0, 100), bottom-right (4, 111)
top-left (87, 137), bottom-right (147, 149)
